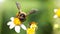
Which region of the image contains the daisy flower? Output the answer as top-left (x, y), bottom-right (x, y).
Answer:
top-left (27, 22), bottom-right (37, 34)
top-left (54, 9), bottom-right (60, 18)
top-left (7, 17), bottom-right (27, 33)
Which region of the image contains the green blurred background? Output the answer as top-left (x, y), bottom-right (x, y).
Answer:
top-left (0, 0), bottom-right (60, 34)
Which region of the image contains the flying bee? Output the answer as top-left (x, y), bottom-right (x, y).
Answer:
top-left (16, 2), bottom-right (27, 22)
top-left (16, 2), bottom-right (38, 22)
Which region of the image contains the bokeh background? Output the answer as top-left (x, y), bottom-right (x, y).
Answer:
top-left (0, 0), bottom-right (60, 34)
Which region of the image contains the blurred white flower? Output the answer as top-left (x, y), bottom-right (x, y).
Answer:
top-left (54, 9), bottom-right (60, 18)
top-left (7, 17), bottom-right (27, 33)
top-left (53, 24), bottom-right (59, 29)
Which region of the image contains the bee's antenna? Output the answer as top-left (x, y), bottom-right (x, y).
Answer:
top-left (16, 2), bottom-right (21, 12)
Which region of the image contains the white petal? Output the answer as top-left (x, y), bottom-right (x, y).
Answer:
top-left (21, 24), bottom-right (27, 30)
top-left (7, 22), bottom-right (12, 25)
top-left (9, 22), bottom-right (15, 29)
top-left (15, 26), bottom-right (20, 33)
top-left (54, 9), bottom-right (58, 13)
top-left (54, 24), bottom-right (59, 29)
top-left (10, 17), bottom-right (14, 21)
top-left (53, 15), bottom-right (58, 18)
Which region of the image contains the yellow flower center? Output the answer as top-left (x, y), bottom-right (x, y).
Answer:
top-left (56, 9), bottom-right (60, 17)
top-left (14, 18), bottom-right (21, 25)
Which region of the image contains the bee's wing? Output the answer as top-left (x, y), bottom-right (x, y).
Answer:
top-left (16, 2), bottom-right (21, 12)
top-left (27, 9), bottom-right (38, 16)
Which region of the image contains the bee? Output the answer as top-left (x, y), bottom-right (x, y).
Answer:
top-left (16, 2), bottom-right (38, 22)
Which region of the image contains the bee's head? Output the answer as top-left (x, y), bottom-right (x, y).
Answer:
top-left (16, 12), bottom-right (27, 22)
